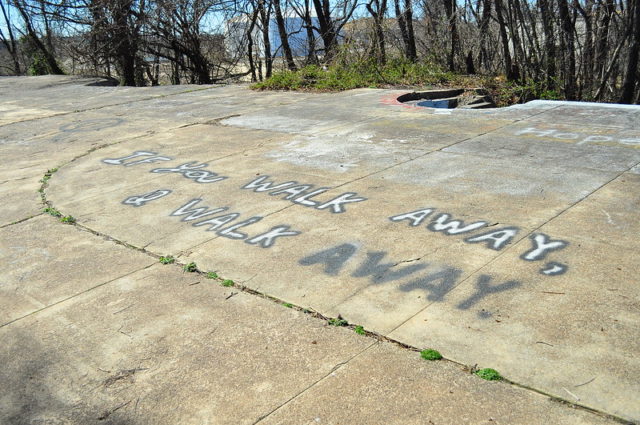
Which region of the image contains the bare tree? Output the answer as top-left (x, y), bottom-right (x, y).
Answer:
top-left (0, 1), bottom-right (21, 74)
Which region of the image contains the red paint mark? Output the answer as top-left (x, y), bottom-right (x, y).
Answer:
top-left (379, 92), bottom-right (418, 109)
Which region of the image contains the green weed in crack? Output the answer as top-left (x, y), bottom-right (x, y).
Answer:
top-left (328, 316), bottom-right (348, 327)
top-left (183, 262), bottom-right (198, 273)
top-left (60, 215), bottom-right (76, 224)
top-left (43, 207), bottom-right (62, 218)
top-left (420, 349), bottom-right (443, 361)
top-left (159, 255), bottom-right (175, 265)
top-left (475, 368), bottom-right (502, 381)
top-left (39, 168), bottom-right (58, 184)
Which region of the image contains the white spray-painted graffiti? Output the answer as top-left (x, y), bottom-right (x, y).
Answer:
top-left (389, 207), bottom-right (569, 276)
top-left (103, 151), bottom-right (228, 183)
top-left (515, 127), bottom-right (640, 147)
top-left (241, 175), bottom-right (367, 213)
top-left (122, 189), bottom-right (172, 207)
top-left (170, 198), bottom-right (300, 247)
top-left (103, 152), bottom-right (574, 316)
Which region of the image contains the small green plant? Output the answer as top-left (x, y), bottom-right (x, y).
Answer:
top-left (28, 53), bottom-right (51, 76)
top-left (40, 168), bottom-right (58, 184)
top-left (43, 207), bottom-right (62, 217)
top-left (60, 215), bottom-right (76, 224)
top-left (328, 317), bottom-right (348, 327)
top-left (475, 368), bottom-right (502, 381)
top-left (420, 349), bottom-right (443, 361)
top-left (221, 279), bottom-right (234, 287)
top-left (283, 302), bottom-right (293, 308)
top-left (354, 325), bottom-right (365, 335)
top-left (183, 262), bottom-right (198, 272)
top-left (159, 255), bottom-right (175, 264)
top-left (206, 271), bottom-right (218, 279)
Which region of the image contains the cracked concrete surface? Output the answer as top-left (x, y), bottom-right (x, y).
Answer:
top-left (1, 75), bottom-right (638, 424)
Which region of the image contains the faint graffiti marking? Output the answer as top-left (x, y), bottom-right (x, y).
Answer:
top-left (60, 118), bottom-right (124, 133)
top-left (515, 127), bottom-right (640, 147)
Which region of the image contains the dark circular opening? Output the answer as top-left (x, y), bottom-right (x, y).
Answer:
top-left (397, 88), bottom-right (496, 109)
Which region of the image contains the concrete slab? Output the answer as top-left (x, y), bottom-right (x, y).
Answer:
top-left (527, 102), bottom-right (640, 129)
top-left (0, 75), bottom-right (211, 121)
top-left (542, 173), bottom-right (640, 249)
top-left (1, 77), bottom-right (638, 424)
top-left (0, 178), bottom-right (42, 227)
top-left (0, 263), bottom-right (373, 425)
top-left (389, 235), bottom-right (640, 421)
top-left (443, 121), bottom-right (640, 173)
top-left (0, 215), bottom-right (155, 326)
top-left (258, 342), bottom-right (617, 425)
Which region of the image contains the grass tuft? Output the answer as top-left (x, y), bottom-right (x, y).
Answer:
top-left (44, 207), bottom-right (62, 218)
top-left (420, 349), bottom-right (443, 361)
top-left (159, 255), bottom-right (175, 265)
top-left (60, 215), bottom-right (76, 224)
top-left (475, 368), bottom-right (502, 381)
top-left (183, 262), bottom-right (198, 272)
top-left (328, 317), bottom-right (349, 327)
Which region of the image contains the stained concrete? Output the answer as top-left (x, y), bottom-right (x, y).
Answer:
top-left (1, 75), bottom-right (638, 424)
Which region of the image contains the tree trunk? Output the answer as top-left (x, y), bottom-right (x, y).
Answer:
top-left (557, 0), bottom-right (577, 99)
top-left (0, 1), bottom-right (21, 74)
top-left (14, 0), bottom-right (64, 75)
top-left (247, 8), bottom-right (260, 82)
top-left (273, 0), bottom-right (297, 71)
top-left (302, 2), bottom-right (318, 65)
top-left (258, 0), bottom-right (272, 78)
top-left (443, 0), bottom-right (459, 72)
top-left (366, 0), bottom-right (387, 64)
top-left (495, 0), bottom-right (515, 80)
top-left (312, 0), bottom-right (337, 61)
top-left (394, 0), bottom-right (416, 61)
top-left (620, 0), bottom-right (640, 103)
top-left (477, 0), bottom-right (491, 70)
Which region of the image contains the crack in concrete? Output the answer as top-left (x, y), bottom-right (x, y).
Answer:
top-left (251, 341), bottom-right (378, 425)
top-left (0, 261), bottom-right (156, 329)
top-left (0, 213), bottom-right (43, 229)
top-left (0, 85), bottom-right (222, 129)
